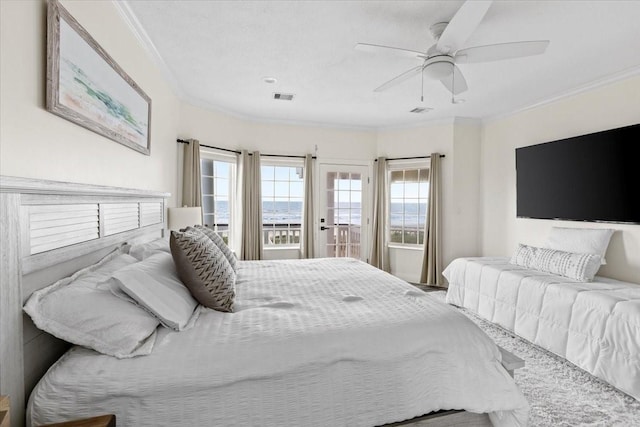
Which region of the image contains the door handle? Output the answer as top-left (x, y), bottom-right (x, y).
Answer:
top-left (320, 226), bottom-right (328, 231)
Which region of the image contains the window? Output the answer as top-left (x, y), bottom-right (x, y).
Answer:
top-left (261, 161), bottom-right (304, 247)
top-left (388, 163), bottom-right (429, 246)
top-left (201, 153), bottom-right (235, 245)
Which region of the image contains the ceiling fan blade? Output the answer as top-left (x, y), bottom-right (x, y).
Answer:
top-left (436, 1), bottom-right (493, 54)
top-left (440, 65), bottom-right (468, 95)
top-left (455, 40), bottom-right (550, 63)
top-left (374, 65), bottom-right (424, 92)
top-left (355, 43), bottom-right (427, 59)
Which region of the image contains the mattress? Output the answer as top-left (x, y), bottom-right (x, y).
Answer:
top-left (29, 258), bottom-right (528, 426)
top-left (444, 257), bottom-right (640, 400)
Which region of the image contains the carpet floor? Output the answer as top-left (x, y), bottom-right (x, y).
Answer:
top-left (428, 291), bottom-right (640, 427)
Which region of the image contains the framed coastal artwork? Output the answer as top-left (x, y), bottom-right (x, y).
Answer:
top-left (46, 0), bottom-right (151, 155)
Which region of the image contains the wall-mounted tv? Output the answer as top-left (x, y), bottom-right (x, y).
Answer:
top-left (516, 123), bottom-right (640, 224)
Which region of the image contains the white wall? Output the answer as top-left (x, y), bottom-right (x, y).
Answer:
top-left (481, 76), bottom-right (640, 283)
top-left (179, 103), bottom-right (377, 159)
top-left (0, 0), bottom-right (181, 207)
top-left (451, 121), bottom-right (482, 260)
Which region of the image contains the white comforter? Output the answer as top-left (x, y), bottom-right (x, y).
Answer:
top-left (29, 258), bottom-right (528, 426)
top-left (445, 257), bottom-right (640, 400)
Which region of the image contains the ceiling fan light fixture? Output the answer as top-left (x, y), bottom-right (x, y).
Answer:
top-left (422, 57), bottom-right (455, 80)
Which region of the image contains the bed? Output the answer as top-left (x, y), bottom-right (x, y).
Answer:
top-left (0, 176), bottom-right (528, 427)
top-left (444, 257), bottom-right (640, 401)
top-left (27, 257), bottom-right (528, 426)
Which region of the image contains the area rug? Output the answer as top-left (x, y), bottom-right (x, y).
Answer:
top-left (428, 291), bottom-right (640, 427)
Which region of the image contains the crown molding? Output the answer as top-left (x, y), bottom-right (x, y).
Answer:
top-left (112, 0), bottom-right (186, 100)
top-left (183, 97), bottom-right (378, 132)
top-left (482, 65), bottom-right (640, 125)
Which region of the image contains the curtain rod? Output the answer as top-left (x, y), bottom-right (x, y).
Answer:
top-left (177, 139), bottom-right (316, 159)
top-left (375, 154), bottom-right (445, 162)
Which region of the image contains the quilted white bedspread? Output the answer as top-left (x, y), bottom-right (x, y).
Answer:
top-left (29, 258), bottom-right (528, 426)
top-left (444, 257), bottom-right (640, 400)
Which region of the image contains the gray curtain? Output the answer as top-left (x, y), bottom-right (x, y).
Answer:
top-left (181, 139), bottom-right (202, 208)
top-left (301, 154), bottom-right (315, 258)
top-left (369, 157), bottom-right (389, 272)
top-left (240, 150), bottom-right (263, 260)
top-left (420, 153), bottom-right (443, 286)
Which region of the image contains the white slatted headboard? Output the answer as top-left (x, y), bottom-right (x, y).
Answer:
top-left (0, 176), bottom-right (170, 427)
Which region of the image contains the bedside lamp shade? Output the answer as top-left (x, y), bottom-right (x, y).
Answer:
top-left (168, 207), bottom-right (202, 231)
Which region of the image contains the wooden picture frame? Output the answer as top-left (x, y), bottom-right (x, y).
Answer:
top-left (46, 0), bottom-right (152, 155)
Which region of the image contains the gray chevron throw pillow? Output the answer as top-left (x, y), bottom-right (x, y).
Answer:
top-left (170, 228), bottom-right (235, 312)
top-left (193, 225), bottom-right (237, 272)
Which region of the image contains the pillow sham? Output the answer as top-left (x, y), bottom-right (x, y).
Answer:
top-left (109, 252), bottom-right (200, 331)
top-left (128, 236), bottom-right (171, 261)
top-left (170, 228), bottom-right (236, 312)
top-left (544, 227), bottom-right (614, 265)
top-left (23, 249), bottom-right (159, 358)
top-left (192, 225), bottom-right (237, 272)
top-left (534, 247), bottom-right (602, 282)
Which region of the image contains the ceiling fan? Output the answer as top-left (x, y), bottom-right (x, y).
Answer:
top-left (356, 0), bottom-right (549, 100)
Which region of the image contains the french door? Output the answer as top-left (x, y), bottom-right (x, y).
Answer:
top-left (317, 164), bottom-right (369, 261)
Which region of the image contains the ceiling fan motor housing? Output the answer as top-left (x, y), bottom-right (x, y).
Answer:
top-left (423, 55), bottom-right (455, 80)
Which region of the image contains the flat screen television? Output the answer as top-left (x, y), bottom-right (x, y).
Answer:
top-left (516, 123), bottom-right (640, 224)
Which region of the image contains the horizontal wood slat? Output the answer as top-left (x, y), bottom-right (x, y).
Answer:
top-left (103, 225), bottom-right (138, 236)
top-left (104, 221), bottom-right (139, 233)
top-left (29, 204), bottom-right (99, 255)
top-left (102, 203), bottom-right (139, 237)
top-left (30, 215), bottom-right (97, 231)
top-left (140, 202), bottom-right (163, 227)
top-left (31, 233), bottom-right (100, 254)
top-left (29, 204), bottom-right (99, 213)
top-left (103, 212), bottom-right (139, 221)
top-left (30, 222), bottom-right (97, 238)
top-left (31, 227), bottom-right (99, 247)
top-left (102, 203), bottom-right (140, 210)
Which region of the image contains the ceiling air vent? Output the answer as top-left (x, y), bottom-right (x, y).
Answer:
top-left (409, 107), bottom-right (432, 114)
top-left (273, 93), bottom-right (295, 101)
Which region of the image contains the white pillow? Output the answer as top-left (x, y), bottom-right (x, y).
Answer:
top-left (128, 236), bottom-right (171, 261)
top-left (544, 227), bottom-right (614, 265)
top-left (23, 249), bottom-right (160, 358)
top-left (109, 252), bottom-right (200, 331)
top-left (534, 247), bottom-right (602, 282)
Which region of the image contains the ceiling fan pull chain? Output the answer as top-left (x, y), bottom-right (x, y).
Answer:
top-left (451, 65), bottom-right (455, 104)
top-left (421, 67), bottom-right (425, 102)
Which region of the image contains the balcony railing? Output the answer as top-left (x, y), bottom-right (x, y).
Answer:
top-left (206, 223), bottom-right (365, 257)
top-left (263, 225), bottom-right (301, 246)
top-left (389, 226), bottom-right (424, 245)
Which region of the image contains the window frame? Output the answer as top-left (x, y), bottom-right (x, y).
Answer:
top-left (386, 158), bottom-right (430, 249)
top-left (200, 148), bottom-right (237, 248)
top-left (260, 157), bottom-right (305, 250)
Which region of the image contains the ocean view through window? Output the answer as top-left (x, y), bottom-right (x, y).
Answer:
top-left (389, 164), bottom-right (429, 245)
top-left (261, 161), bottom-right (305, 247)
top-left (201, 155), bottom-right (234, 244)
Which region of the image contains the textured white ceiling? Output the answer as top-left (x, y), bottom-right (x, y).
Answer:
top-left (123, 1), bottom-right (640, 129)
